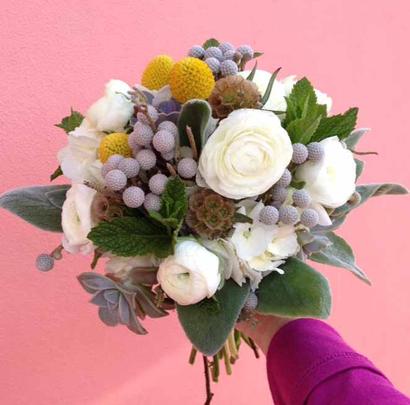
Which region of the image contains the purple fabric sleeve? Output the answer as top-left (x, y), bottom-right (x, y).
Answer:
top-left (266, 319), bottom-right (410, 405)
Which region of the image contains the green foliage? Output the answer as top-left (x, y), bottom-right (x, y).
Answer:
top-left (355, 159), bottom-right (364, 180)
top-left (344, 128), bottom-right (370, 149)
top-left (356, 183), bottom-right (408, 205)
top-left (257, 257), bottom-right (331, 318)
top-left (202, 38), bottom-right (220, 49)
top-left (177, 99), bottom-right (212, 153)
top-left (246, 61), bottom-right (258, 81)
top-left (177, 280), bottom-right (250, 356)
top-left (310, 231), bottom-right (370, 284)
top-left (0, 185), bottom-right (69, 232)
top-left (55, 108), bottom-right (84, 133)
top-left (88, 217), bottom-right (173, 258)
top-left (50, 166), bottom-right (63, 181)
top-left (311, 108), bottom-right (358, 142)
top-left (261, 67), bottom-right (281, 106)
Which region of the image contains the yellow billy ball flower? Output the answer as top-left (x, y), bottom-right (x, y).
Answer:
top-left (141, 55), bottom-right (175, 90)
top-left (99, 132), bottom-right (132, 163)
top-left (169, 57), bottom-right (215, 103)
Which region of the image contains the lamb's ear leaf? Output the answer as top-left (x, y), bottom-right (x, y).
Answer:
top-left (355, 183), bottom-right (408, 205)
top-left (344, 128), bottom-right (370, 149)
top-left (177, 99), bottom-right (212, 153)
top-left (177, 280), bottom-right (250, 356)
top-left (0, 185), bottom-right (70, 232)
top-left (257, 257), bottom-right (331, 318)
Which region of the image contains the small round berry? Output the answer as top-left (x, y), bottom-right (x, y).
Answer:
top-left (292, 189), bottom-right (311, 208)
top-left (177, 158), bottom-right (198, 179)
top-left (220, 60), bottom-right (239, 76)
top-left (205, 57), bottom-right (221, 74)
top-left (279, 205), bottom-right (299, 225)
top-left (243, 292), bottom-right (258, 311)
top-left (272, 185), bottom-right (288, 202)
top-left (106, 154), bottom-right (124, 170)
top-left (223, 50), bottom-right (235, 60)
top-left (128, 131), bottom-right (140, 150)
top-left (144, 192), bottom-right (161, 211)
top-left (36, 254), bottom-right (54, 272)
top-left (300, 208), bottom-right (320, 228)
top-left (188, 45), bottom-right (205, 58)
top-left (149, 173), bottom-right (168, 195)
top-left (152, 130), bottom-right (175, 153)
top-left (136, 149), bottom-right (157, 170)
top-left (259, 206), bottom-right (279, 225)
top-left (292, 143), bottom-right (309, 164)
top-left (272, 200), bottom-right (283, 210)
top-left (204, 46), bottom-right (223, 61)
top-left (157, 120), bottom-right (178, 137)
top-left (219, 42), bottom-right (235, 53)
top-left (161, 150), bottom-right (175, 161)
top-left (277, 169), bottom-right (292, 188)
top-left (122, 186), bottom-right (145, 208)
top-left (118, 158), bottom-right (140, 178)
top-left (105, 169), bottom-right (127, 191)
top-left (236, 45), bottom-right (254, 61)
top-left (307, 142), bottom-right (325, 161)
top-left (137, 105), bottom-right (159, 125)
top-left (133, 122), bottom-right (154, 147)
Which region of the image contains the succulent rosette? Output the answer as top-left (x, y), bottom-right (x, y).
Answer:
top-left (0, 37), bottom-right (407, 403)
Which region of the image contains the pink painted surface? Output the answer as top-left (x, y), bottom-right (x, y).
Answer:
top-left (0, 0), bottom-right (409, 403)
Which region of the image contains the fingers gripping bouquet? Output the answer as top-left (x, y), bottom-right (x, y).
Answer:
top-left (1, 38), bottom-right (407, 403)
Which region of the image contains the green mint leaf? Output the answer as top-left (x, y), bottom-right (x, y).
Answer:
top-left (50, 166), bottom-right (63, 181)
top-left (159, 177), bottom-right (188, 225)
top-left (286, 114), bottom-right (322, 144)
top-left (88, 217), bottom-right (173, 258)
top-left (202, 38), bottom-right (220, 49)
top-left (55, 108), bottom-right (84, 133)
top-left (312, 107), bottom-right (358, 142)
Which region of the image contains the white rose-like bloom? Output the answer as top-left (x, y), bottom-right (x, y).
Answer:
top-left (296, 136), bottom-right (356, 208)
top-left (86, 79), bottom-right (134, 132)
top-left (198, 109), bottom-right (293, 199)
top-left (58, 119), bottom-right (104, 185)
top-left (61, 184), bottom-right (97, 255)
top-left (157, 240), bottom-right (221, 306)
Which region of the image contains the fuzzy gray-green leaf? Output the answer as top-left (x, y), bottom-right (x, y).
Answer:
top-left (344, 128), bottom-right (370, 149)
top-left (0, 185), bottom-right (69, 232)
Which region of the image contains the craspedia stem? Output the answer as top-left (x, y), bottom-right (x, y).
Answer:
top-left (186, 126), bottom-right (198, 160)
top-left (189, 347), bottom-right (197, 365)
top-left (166, 162), bottom-right (177, 177)
top-left (211, 355), bottom-right (220, 382)
top-left (222, 344), bottom-right (232, 375)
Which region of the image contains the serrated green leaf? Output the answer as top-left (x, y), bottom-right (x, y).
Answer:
top-left (177, 99), bottom-right (212, 153)
top-left (159, 177), bottom-right (188, 224)
top-left (88, 217), bottom-right (173, 258)
top-left (310, 232), bottom-right (370, 284)
top-left (202, 38), bottom-right (219, 49)
top-left (50, 166), bottom-right (63, 181)
top-left (55, 108), bottom-right (84, 133)
top-left (0, 185), bottom-right (69, 232)
top-left (261, 67), bottom-right (281, 106)
top-left (344, 128), bottom-right (370, 149)
top-left (311, 107), bottom-right (358, 142)
top-left (177, 280), bottom-right (250, 356)
top-left (286, 114), bottom-right (322, 144)
top-left (257, 257), bottom-right (331, 318)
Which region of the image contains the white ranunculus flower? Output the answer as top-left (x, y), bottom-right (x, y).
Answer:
top-left (86, 79), bottom-right (134, 132)
top-left (61, 184), bottom-right (97, 255)
top-left (296, 136), bottom-right (356, 208)
top-left (58, 119), bottom-right (105, 185)
top-left (230, 202), bottom-right (299, 273)
top-left (198, 109), bottom-right (293, 199)
top-left (157, 240), bottom-right (221, 305)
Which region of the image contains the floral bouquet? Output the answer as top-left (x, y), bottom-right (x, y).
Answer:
top-left (1, 38), bottom-right (407, 403)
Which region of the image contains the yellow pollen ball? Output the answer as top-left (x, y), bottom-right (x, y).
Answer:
top-left (141, 55), bottom-right (175, 90)
top-left (169, 57), bottom-right (215, 103)
top-left (99, 132), bottom-right (132, 163)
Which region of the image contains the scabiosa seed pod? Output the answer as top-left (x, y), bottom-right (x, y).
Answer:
top-left (205, 57), bottom-right (221, 74)
top-left (277, 169), bottom-right (292, 188)
top-left (152, 130), bottom-right (175, 153)
top-left (300, 208), bottom-right (320, 228)
top-left (118, 158), bottom-right (140, 178)
top-left (133, 122), bottom-right (154, 147)
top-left (149, 173), bottom-right (168, 195)
top-left (36, 254), bottom-right (54, 272)
top-left (177, 158), bottom-right (198, 179)
top-left (307, 142), bottom-right (325, 161)
top-left (204, 46), bottom-right (223, 61)
top-left (136, 149), bottom-right (156, 170)
top-left (279, 205), bottom-right (299, 225)
top-left (188, 45), bottom-right (205, 59)
top-left (259, 206), bottom-right (279, 225)
top-left (219, 42), bottom-right (235, 54)
top-left (220, 60), bottom-right (239, 77)
top-left (157, 120), bottom-right (178, 137)
top-left (122, 186), bottom-right (145, 208)
top-left (292, 143), bottom-right (309, 164)
top-left (144, 193), bottom-right (161, 211)
top-left (105, 169), bottom-right (127, 191)
top-left (292, 189), bottom-right (311, 208)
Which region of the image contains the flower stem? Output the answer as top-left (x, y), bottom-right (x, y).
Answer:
top-left (222, 344), bottom-right (232, 375)
top-left (185, 126), bottom-right (198, 160)
top-left (211, 355), bottom-right (220, 382)
top-left (189, 347), bottom-right (197, 365)
top-left (202, 355), bottom-right (214, 405)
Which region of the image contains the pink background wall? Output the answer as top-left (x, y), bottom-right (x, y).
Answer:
top-left (1, 0), bottom-right (409, 403)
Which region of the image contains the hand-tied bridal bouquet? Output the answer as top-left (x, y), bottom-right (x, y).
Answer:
top-left (1, 38), bottom-right (407, 403)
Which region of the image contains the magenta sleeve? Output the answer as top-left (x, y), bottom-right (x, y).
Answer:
top-left (266, 319), bottom-right (410, 405)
